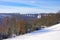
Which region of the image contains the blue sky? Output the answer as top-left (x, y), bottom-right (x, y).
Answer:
top-left (0, 0), bottom-right (60, 14)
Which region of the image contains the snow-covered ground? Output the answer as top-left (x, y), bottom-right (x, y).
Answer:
top-left (4, 23), bottom-right (60, 40)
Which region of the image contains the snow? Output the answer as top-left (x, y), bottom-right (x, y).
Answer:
top-left (46, 24), bottom-right (60, 30)
top-left (3, 23), bottom-right (60, 40)
top-left (37, 15), bottom-right (41, 19)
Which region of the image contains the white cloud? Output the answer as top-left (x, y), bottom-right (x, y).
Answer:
top-left (0, 0), bottom-right (59, 14)
top-left (0, 5), bottom-right (42, 14)
top-left (0, 0), bottom-right (60, 9)
top-left (0, 5), bottom-right (57, 14)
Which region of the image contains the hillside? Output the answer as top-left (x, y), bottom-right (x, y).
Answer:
top-left (4, 23), bottom-right (60, 40)
top-left (0, 13), bottom-right (60, 39)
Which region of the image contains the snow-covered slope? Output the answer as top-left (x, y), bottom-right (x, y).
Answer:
top-left (4, 23), bottom-right (60, 40)
top-left (46, 24), bottom-right (60, 30)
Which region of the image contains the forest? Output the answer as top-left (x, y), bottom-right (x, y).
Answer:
top-left (0, 12), bottom-right (60, 39)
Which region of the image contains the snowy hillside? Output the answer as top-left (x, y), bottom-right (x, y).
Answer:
top-left (4, 23), bottom-right (60, 40)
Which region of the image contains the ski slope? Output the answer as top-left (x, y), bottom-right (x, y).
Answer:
top-left (4, 23), bottom-right (60, 40)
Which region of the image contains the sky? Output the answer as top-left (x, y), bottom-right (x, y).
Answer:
top-left (0, 0), bottom-right (60, 14)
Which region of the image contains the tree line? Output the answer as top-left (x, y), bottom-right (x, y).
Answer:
top-left (0, 12), bottom-right (60, 39)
